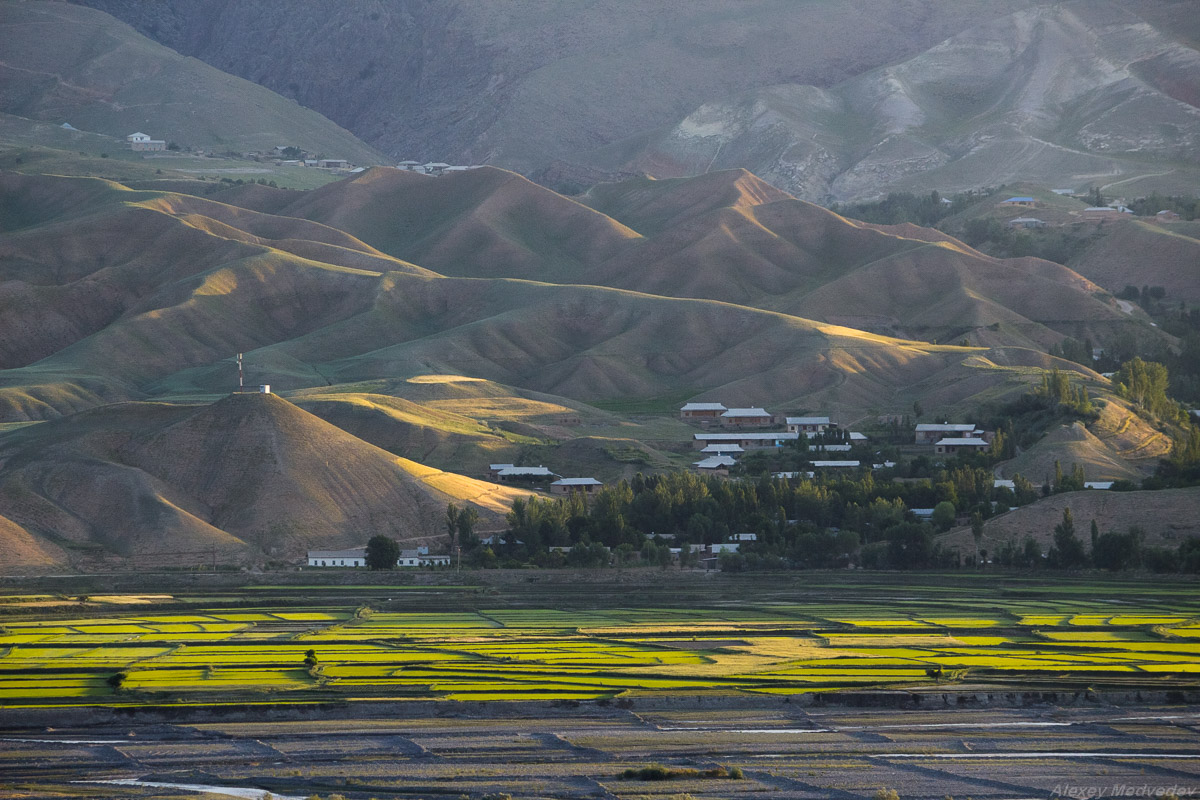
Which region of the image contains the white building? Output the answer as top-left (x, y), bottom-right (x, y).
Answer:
top-left (786, 416), bottom-right (834, 433)
top-left (307, 548), bottom-right (366, 567)
top-left (915, 423), bottom-right (981, 445)
top-left (127, 132), bottom-right (166, 152)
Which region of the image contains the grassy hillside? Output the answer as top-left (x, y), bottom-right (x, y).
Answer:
top-left (0, 2), bottom-right (386, 164)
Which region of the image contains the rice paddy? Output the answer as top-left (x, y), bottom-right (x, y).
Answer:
top-left (1, 577), bottom-right (1198, 707)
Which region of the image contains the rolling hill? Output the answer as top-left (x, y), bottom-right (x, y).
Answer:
top-left (0, 165), bottom-right (1172, 567)
top-left (0, 392), bottom-right (531, 571)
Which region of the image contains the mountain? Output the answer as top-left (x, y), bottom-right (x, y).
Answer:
top-left (0, 1), bottom-right (385, 163)
top-left (613, 1), bottom-right (1200, 202)
top-left (0, 392), bottom-right (530, 571)
top-left (71, 0), bottom-right (1199, 201)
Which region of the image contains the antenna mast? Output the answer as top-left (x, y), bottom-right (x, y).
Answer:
top-left (237, 353), bottom-right (243, 389)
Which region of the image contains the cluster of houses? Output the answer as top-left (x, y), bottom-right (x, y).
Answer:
top-left (306, 546), bottom-right (451, 568)
top-left (487, 464), bottom-right (603, 495)
top-left (996, 192), bottom-right (1181, 228)
top-left (679, 403), bottom-right (877, 475)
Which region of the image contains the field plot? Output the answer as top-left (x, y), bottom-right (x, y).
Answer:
top-left (1, 576), bottom-right (1199, 707)
top-left (3, 705), bottom-right (1200, 800)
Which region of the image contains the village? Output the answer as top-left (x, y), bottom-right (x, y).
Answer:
top-left (304, 400), bottom-right (1094, 570)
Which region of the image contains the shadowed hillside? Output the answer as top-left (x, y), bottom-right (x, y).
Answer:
top-left (0, 1), bottom-right (384, 162)
top-left (0, 393), bottom-right (529, 570)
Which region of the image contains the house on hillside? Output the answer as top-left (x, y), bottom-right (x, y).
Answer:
top-left (785, 416), bottom-right (834, 434)
top-left (999, 196), bottom-right (1038, 207)
top-left (127, 132), bottom-right (166, 152)
top-left (694, 455), bottom-right (736, 475)
top-left (680, 402), bottom-right (727, 421)
top-left (318, 159), bottom-right (349, 169)
top-left (700, 443), bottom-right (744, 455)
top-left (694, 432), bottom-right (799, 450)
top-left (1156, 210), bottom-right (1181, 222)
top-left (1083, 206), bottom-right (1132, 220)
top-left (720, 407), bottom-right (773, 427)
top-left (550, 477), bottom-right (603, 495)
top-left (1007, 217), bottom-right (1046, 229)
top-left (915, 423), bottom-right (983, 445)
top-left (933, 437), bottom-right (990, 455)
top-left (495, 465), bottom-right (556, 481)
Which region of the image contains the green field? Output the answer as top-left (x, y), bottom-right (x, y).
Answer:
top-left (1, 576), bottom-right (1197, 707)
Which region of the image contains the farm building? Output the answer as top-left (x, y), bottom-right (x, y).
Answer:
top-left (721, 407), bottom-right (773, 427)
top-left (550, 477), bottom-right (603, 495)
top-left (680, 402), bottom-right (726, 420)
top-left (307, 548), bottom-right (366, 568)
top-left (495, 465), bottom-right (556, 481)
top-left (999, 196), bottom-right (1037, 207)
top-left (934, 437), bottom-right (990, 455)
top-left (810, 460), bottom-right (861, 469)
top-left (694, 455), bottom-right (737, 474)
top-left (1007, 217), bottom-right (1046, 229)
top-left (127, 132), bottom-right (166, 151)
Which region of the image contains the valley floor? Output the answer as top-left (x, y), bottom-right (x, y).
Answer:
top-left (4, 700), bottom-right (1200, 799)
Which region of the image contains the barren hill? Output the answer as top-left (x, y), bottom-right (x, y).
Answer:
top-left (0, 1), bottom-right (384, 162)
top-left (0, 393), bottom-right (528, 570)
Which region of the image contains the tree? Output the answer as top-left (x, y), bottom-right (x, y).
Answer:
top-left (1049, 508), bottom-right (1087, 568)
top-left (932, 501), bottom-right (956, 532)
top-left (971, 512), bottom-right (984, 566)
top-left (457, 506), bottom-right (480, 548)
top-left (446, 503), bottom-right (460, 551)
top-left (365, 535), bottom-right (400, 570)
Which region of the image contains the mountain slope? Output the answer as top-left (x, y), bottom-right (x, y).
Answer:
top-left (599, 1), bottom-right (1200, 201)
top-left (0, 1), bottom-right (384, 162)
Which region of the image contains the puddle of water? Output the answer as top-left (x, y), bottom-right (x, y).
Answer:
top-left (79, 779), bottom-right (306, 800)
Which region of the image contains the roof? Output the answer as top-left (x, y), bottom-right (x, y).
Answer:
top-left (994, 479), bottom-right (1016, 489)
top-left (786, 416), bottom-right (830, 425)
top-left (701, 444), bottom-right (744, 453)
top-left (552, 478), bottom-right (603, 486)
top-left (681, 402), bottom-right (727, 411)
top-left (814, 443), bottom-right (852, 452)
top-left (917, 423), bottom-right (977, 432)
top-left (935, 437), bottom-right (989, 447)
top-left (497, 466), bottom-right (554, 476)
top-left (811, 460), bottom-right (861, 468)
top-left (695, 456), bottom-right (737, 469)
top-left (695, 432), bottom-right (799, 441)
top-left (489, 463), bottom-right (515, 471)
top-left (1003, 196), bottom-right (1035, 202)
top-left (1084, 481), bottom-right (1114, 490)
top-left (308, 548), bottom-right (366, 559)
top-left (722, 407), bottom-right (771, 417)
top-left (1009, 217), bottom-right (1044, 223)
top-left (848, 432), bottom-right (868, 441)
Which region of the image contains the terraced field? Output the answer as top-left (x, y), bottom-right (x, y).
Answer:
top-left (2, 579), bottom-right (1198, 707)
